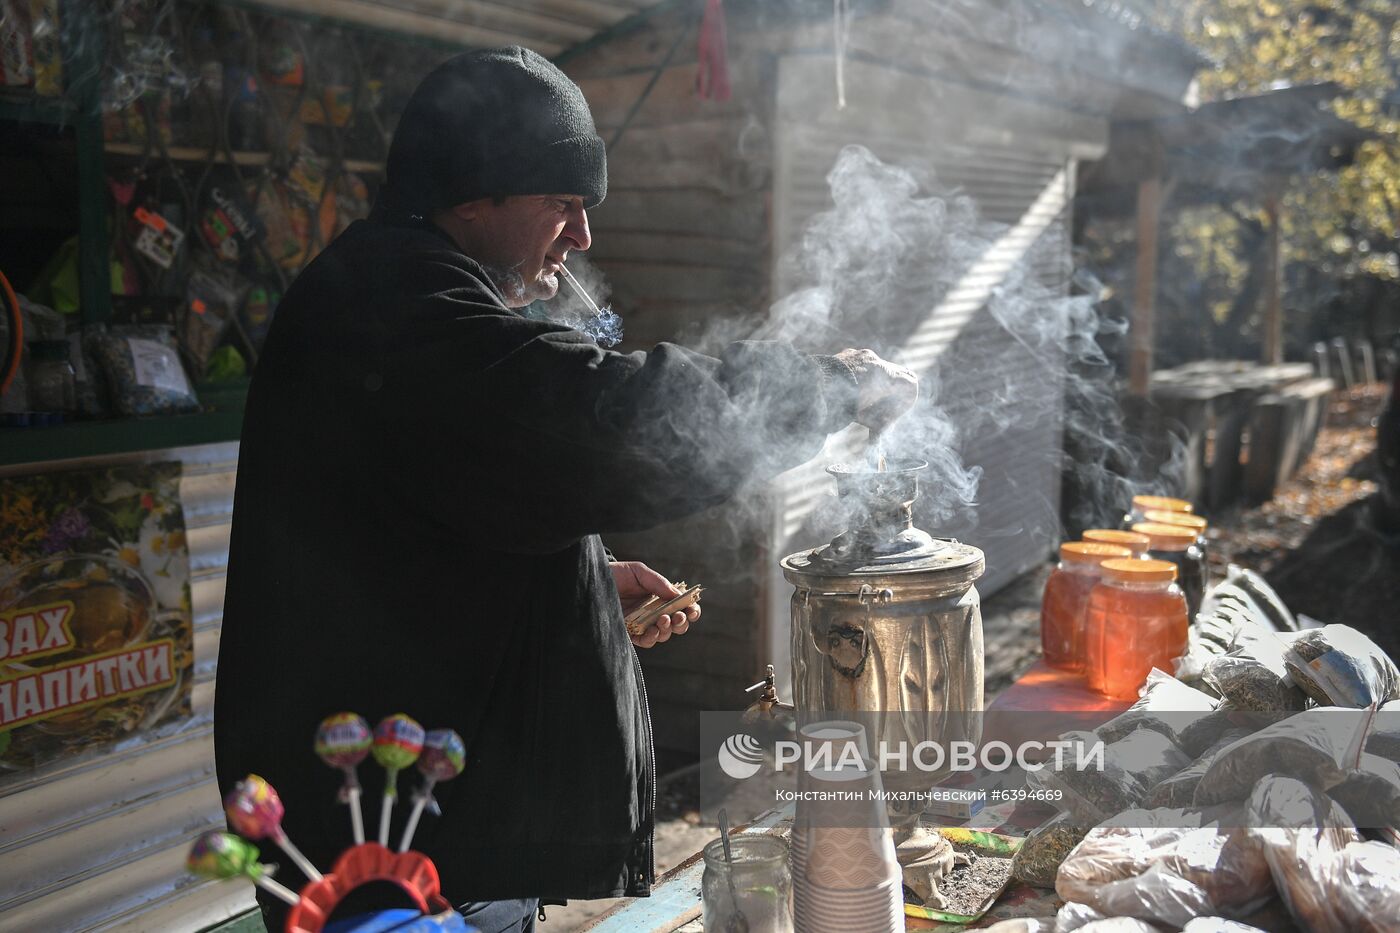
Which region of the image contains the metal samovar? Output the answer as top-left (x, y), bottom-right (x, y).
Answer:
top-left (782, 459), bottom-right (984, 809)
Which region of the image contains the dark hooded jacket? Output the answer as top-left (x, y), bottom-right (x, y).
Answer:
top-left (213, 217), bottom-right (855, 918)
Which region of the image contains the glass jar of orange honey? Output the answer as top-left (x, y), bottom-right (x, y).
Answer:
top-left (1084, 559), bottom-right (1190, 700)
top-left (1041, 542), bottom-right (1133, 672)
top-left (1081, 528), bottom-right (1151, 559)
top-left (1123, 494), bottom-right (1193, 528)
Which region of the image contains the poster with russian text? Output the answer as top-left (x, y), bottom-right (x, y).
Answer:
top-left (0, 463), bottom-right (193, 782)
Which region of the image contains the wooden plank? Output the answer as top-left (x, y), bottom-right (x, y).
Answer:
top-left (1262, 191), bottom-right (1284, 365)
top-left (606, 261), bottom-right (765, 304)
top-left (576, 61), bottom-right (762, 130)
top-left (607, 120), bottom-right (772, 194)
top-left (1129, 173), bottom-right (1161, 397)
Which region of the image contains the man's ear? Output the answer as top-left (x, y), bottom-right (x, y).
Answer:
top-left (448, 199), bottom-right (486, 223)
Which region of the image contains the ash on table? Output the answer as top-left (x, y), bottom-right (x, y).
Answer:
top-left (919, 849), bottom-right (1014, 916)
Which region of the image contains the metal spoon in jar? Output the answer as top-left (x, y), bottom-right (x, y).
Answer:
top-left (717, 808), bottom-right (750, 933)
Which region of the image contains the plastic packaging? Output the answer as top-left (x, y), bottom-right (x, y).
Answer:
top-left (1147, 729), bottom-right (1253, 809)
top-left (1012, 812), bottom-right (1087, 888)
top-left (1034, 727), bottom-right (1190, 825)
top-left (1200, 627), bottom-right (1307, 712)
top-left (1365, 699), bottom-right (1400, 762)
top-left (1095, 669), bottom-right (1217, 746)
top-left (1244, 776), bottom-right (1363, 933)
top-left (1055, 804), bottom-right (1272, 929)
top-left (1180, 920), bottom-right (1267, 932)
top-left (1326, 752), bottom-right (1400, 829)
top-left (1282, 624), bottom-right (1400, 709)
top-left (1195, 708), bottom-right (1368, 806)
top-left (90, 325), bottom-right (200, 415)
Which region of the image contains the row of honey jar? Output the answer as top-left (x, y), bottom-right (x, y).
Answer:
top-left (1041, 495), bottom-right (1209, 700)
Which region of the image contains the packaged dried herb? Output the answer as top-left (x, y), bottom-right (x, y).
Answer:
top-left (1095, 670), bottom-right (1218, 746)
top-left (1035, 727), bottom-right (1190, 824)
top-left (1147, 729), bottom-right (1253, 809)
top-left (1365, 699), bottom-right (1400, 762)
top-left (1327, 752), bottom-right (1400, 830)
top-left (1194, 708), bottom-right (1369, 806)
top-left (1201, 636), bottom-right (1307, 713)
top-left (1055, 804), bottom-right (1272, 929)
top-left (1282, 624), bottom-right (1400, 709)
top-left (90, 324), bottom-right (200, 416)
top-left (1012, 812), bottom-right (1087, 888)
top-left (1180, 919), bottom-right (1267, 932)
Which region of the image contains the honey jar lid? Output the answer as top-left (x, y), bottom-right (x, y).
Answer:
top-left (1131, 522), bottom-right (1197, 551)
top-left (1082, 529), bottom-right (1150, 551)
top-left (1060, 542), bottom-right (1132, 564)
top-left (1132, 494), bottom-right (1193, 514)
top-left (1143, 509), bottom-right (1208, 533)
top-left (1101, 558), bottom-right (1177, 583)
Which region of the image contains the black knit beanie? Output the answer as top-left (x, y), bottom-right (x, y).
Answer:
top-left (376, 46), bottom-right (606, 219)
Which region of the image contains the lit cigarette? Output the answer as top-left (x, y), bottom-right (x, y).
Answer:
top-left (559, 264), bottom-right (602, 314)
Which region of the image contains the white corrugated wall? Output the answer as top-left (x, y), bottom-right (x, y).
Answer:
top-left (763, 55), bottom-right (1108, 688)
top-left (0, 443), bottom-right (254, 932)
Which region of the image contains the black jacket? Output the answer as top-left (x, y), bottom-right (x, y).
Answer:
top-left (213, 218), bottom-right (854, 916)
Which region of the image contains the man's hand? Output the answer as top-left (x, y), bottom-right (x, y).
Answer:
top-left (835, 348), bottom-right (919, 433)
top-left (610, 560), bottom-right (700, 648)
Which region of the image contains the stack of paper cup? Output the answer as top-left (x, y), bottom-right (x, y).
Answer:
top-left (792, 751), bottom-right (902, 933)
top-left (790, 721), bottom-right (870, 884)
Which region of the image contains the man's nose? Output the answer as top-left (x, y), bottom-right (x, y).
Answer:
top-left (564, 205), bottom-right (591, 252)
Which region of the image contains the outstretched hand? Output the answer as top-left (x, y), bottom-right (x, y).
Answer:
top-left (611, 560), bottom-right (700, 648)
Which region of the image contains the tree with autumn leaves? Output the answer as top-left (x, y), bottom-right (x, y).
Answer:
top-left (1085, 0), bottom-right (1398, 367)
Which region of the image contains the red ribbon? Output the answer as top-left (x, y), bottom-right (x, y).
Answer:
top-left (696, 0), bottom-right (731, 102)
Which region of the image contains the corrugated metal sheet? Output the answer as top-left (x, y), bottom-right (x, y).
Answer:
top-left (764, 55), bottom-right (1102, 688)
top-left (0, 443), bottom-right (253, 932)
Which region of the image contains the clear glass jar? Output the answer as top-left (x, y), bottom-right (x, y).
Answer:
top-left (1041, 542), bottom-right (1132, 672)
top-left (26, 340), bottom-right (76, 415)
top-left (1084, 559), bottom-right (1189, 700)
top-left (702, 835), bottom-right (793, 933)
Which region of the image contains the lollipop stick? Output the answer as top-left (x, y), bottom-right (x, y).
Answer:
top-left (398, 795), bottom-right (428, 853)
top-left (379, 786), bottom-right (395, 847)
top-left (273, 831), bottom-right (324, 881)
top-left (347, 784), bottom-right (365, 846)
top-left (253, 873), bottom-right (301, 906)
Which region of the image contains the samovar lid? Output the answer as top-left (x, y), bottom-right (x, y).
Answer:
top-left (781, 538), bottom-right (984, 583)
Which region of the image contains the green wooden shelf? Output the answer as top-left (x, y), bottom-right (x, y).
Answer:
top-left (0, 91), bottom-right (79, 127)
top-left (0, 385), bottom-right (248, 468)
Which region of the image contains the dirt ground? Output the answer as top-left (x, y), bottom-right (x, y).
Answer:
top-left (540, 383), bottom-right (1395, 931)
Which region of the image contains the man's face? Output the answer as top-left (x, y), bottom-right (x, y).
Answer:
top-left (454, 194), bottom-right (592, 308)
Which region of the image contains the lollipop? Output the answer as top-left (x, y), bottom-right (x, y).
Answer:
top-left (187, 830), bottom-right (300, 905)
top-left (315, 712), bottom-right (372, 844)
top-left (224, 774), bottom-right (324, 881)
top-left (398, 728), bottom-right (466, 852)
top-left (372, 713), bottom-right (425, 846)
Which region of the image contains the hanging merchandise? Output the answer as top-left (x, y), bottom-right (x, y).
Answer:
top-left (132, 205), bottom-right (185, 270)
top-left (181, 263), bottom-right (243, 378)
top-left (199, 185), bottom-right (264, 264)
top-left (26, 0), bottom-right (59, 96)
top-left (205, 345), bottom-right (246, 382)
top-left (254, 179), bottom-right (313, 271)
top-left (240, 282), bottom-right (279, 347)
top-left (695, 0), bottom-right (730, 102)
top-left (0, 0), bottom-right (33, 88)
top-left (223, 33), bottom-right (264, 152)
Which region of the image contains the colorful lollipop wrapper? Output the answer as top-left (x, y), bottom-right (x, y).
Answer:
top-left (188, 831), bottom-right (300, 905)
top-left (417, 729), bottom-right (466, 784)
top-left (372, 714), bottom-right (425, 778)
top-left (224, 773), bottom-right (285, 839)
top-left (316, 712), bottom-right (372, 774)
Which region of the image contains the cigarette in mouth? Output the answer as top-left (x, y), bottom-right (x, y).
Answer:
top-left (558, 264), bottom-right (603, 314)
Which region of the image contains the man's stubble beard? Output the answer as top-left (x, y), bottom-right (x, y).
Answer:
top-left (482, 263), bottom-right (557, 309)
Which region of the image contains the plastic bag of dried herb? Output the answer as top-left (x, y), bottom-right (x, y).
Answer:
top-left (1194, 708), bottom-right (1370, 806)
top-left (1365, 699), bottom-right (1400, 762)
top-left (1034, 727), bottom-right (1190, 825)
top-left (90, 324), bottom-right (200, 416)
top-left (1147, 728), bottom-right (1253, 809)
top-left (1245, 775), bottom-right (1363, 933)
top-left (1282, 624), bottom-right (1400, 709)
top-left (1202, 642), bottom-right (1308, 713)
top-left (1012, 812), bottom-right (1087, 888)
top-left (1327, 752), bottom-right (1400, 830)
top-left (1055, 804), bottom-right (1272, 928)
top-left (1095, 670), bottom-right (1218, 746)
top-left (1180, 919), bottom-right (1268, 932)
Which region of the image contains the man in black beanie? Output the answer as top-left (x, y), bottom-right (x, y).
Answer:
top-left (215, 47), bottom-right (915, 931)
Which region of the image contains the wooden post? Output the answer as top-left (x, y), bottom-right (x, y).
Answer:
top-left (1129, 173), bottom-right (1161, 397)
top-left (1262, 192), bottom-right (1284, 365)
